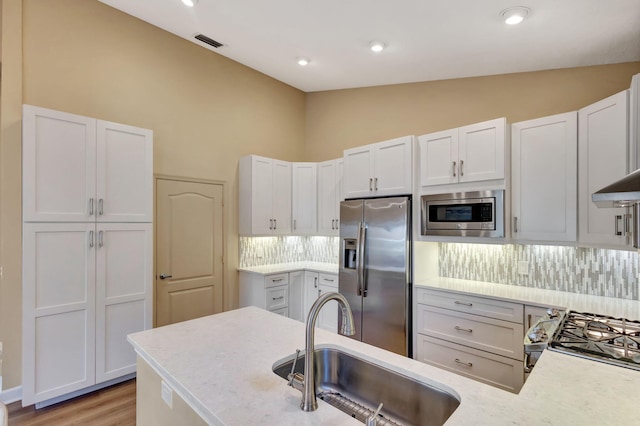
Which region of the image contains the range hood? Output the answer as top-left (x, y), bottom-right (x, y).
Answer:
top-left (592, 168), bottom-right (640, 208)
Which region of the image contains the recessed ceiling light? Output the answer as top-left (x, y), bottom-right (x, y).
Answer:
top-left (182, 0), bottom-right (198, 7)
top-left (297, 58), bottom-right (310, 66)
top-left (369, 41), bottom-right (386, 53)
top-left (500, 6), bottom-right (530, 25)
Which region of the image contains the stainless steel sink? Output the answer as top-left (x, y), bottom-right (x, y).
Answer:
top-left (273, 347), bottom-right (460, 426)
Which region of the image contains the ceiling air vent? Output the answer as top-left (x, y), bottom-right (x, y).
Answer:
top-left (194, 34), bottom-right (224, 48)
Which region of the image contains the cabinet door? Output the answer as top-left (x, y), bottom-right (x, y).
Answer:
top-left (249, 156), bottom-right (275, 235)
top-left (318, 273), bottom-right (339, 333)
top-left (22, 105), bottom-right (96, 222)
top-left (96, 121), bottom-right (153, 222)
top-left (288, 271), bottom-right (304, 322)
top-left (317, 160), bottom-right (339, 235)
top-left (271, 160), bottom-right (292, 234)
top-left (373, 136), bottom-right (413, 196)
top-left (343, 145), bottom-right (375, 198)
top-left (292, 163), bottom-right (317, 235)
top-left (630, 74), bottom-right (640, 172)
top-left (579, 90), bottom-right (630, 247)
top-left (303, 272), bottom-right (319, 323)
top-left (458, 118), bottom-right (506, 183)
top-left (22, 223), bottom-right (96, 405)
top-left (512, 112), bottom-right (577, 242)
top-left (418, 128), bottom-right (458, 187)
top-left (95, 223), bottom-right (152, 383)
top-left (336, 158), bottom-right (344, 203)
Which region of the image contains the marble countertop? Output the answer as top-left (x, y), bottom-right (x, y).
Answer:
top-left (415, 276), bottom-right (640, 321)
top-left (238, 262), bottom-right (338, 275)
top-left (128, 306), bottom-right (640, 426)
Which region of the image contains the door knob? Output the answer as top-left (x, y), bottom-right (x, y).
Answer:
top-left (159, 273), bottom-right (173, 280)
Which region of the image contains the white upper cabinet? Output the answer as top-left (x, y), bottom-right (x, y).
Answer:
top-left (343, 135), bottom-right (414, 198)
top-left (511, 112), bottom-right (578, 243)
top-left (630, 73), bottom-right (640, 171)
top-left (292, 162), bottom-right (317, 235)
top-left (578, 90), bottom-right (631, 248)
top-left (22, 105), bottom-right (153, 223)
top-left (239, 155), bottom-right (292, 235)
top-left (317, 158), bottom-right (343, 235)
top-left (419, 118), bottom-right (507, 188)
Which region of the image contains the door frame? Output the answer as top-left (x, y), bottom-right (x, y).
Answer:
top-left (153, 175), bottom-right (228, 327)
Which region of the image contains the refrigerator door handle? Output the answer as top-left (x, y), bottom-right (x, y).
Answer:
top-left (355, 221), bottom-right (363, 296)
top-left (358, 221), bottom-right (368, 297)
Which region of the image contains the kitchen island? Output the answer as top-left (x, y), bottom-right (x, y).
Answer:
top-left (128, 306), bottom-right (640, 425)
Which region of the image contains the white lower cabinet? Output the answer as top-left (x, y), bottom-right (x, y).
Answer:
top-left (415, 287), bottom-right (524, 393)
top-left (22, 222), bottom-right (152, 405)
top-left (239, 272), bottom-right (290, 315)
top-left (239, 269), bottom-right (338, 332)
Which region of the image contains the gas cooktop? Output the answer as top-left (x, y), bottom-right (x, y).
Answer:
top-left (549, 311), bottom-right (640, 371)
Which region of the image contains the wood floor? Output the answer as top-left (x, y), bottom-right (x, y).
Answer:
top-left (6, 379), bottom-right (136, 426)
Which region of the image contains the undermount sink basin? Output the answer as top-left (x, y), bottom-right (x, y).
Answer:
top-left (273, 347), bottom-right (460, 426)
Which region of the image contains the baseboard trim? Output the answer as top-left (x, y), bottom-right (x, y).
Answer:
top-left (35, 374), bottom-right (136, 409)
top-left (0, 385), bottom-right (23, 404)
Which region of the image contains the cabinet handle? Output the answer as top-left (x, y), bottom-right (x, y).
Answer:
top-left (514, 217), bottom-right (518, 233)
top-left (318, 289), bottom-right (321, 297)
top-left (314, 276), bottom-right (318, 288)
top-left (335, 219), bottom-right (339, 229)
top-left (331, 219), bottom-right (335, 230)
top-left (272, 296), bottom-right (285, 301)
top-left (460, 160), bottom-right (464, 177)
top-left (374, 177), bottom-right (378, 191)
top-left (159, 273), bottom-right (173, 279)
top-left (89, 198), bottom-right (94, 216)
top-left (269, 219), bottom-right (273, 230)
top-left (452, 161), bottom-right (457, 177)
top-left (454, 326), bottom-right (473, 333)
top-left (272, 278), bottom-right (284, 283)
top-left (89, 230), bottom-right (94, 248)
top-left (454, 301), bottom-right (472, 307)
top-left (294, 219), bottom-right (297, 230)
top-left (625, 213), bottom-right (632, 237)
top-left (615, 215), bottom-right (623, 236)
top-left (527, 314), bottom-right (533, 329)
top-left (98, 198), bottom-right (104, 216)
top-left (369, 178), bottom-right (373, 191)
top-left (454, 358), bottom-right (473, 367)
top-left (98, 230), bottom-right (104, 247)
top-left (274, 219), bottom-right (277, 230)
top-left (324, 278), bottom-right (335, 282)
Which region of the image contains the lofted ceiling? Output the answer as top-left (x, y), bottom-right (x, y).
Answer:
top-left (98, 0), bottom-right (640, 93)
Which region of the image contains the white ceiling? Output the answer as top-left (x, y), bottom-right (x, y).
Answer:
top-left (98, 0), bottom-right (640, 93)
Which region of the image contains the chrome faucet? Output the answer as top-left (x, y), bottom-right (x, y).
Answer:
top-left (288, 291), bottom-right (355, 412)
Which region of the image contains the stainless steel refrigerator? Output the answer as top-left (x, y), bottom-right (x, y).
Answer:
top-left (339, 196), bottom-right (411, 357)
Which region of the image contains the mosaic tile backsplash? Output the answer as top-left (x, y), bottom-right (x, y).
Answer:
top-left (439, 243), bottom-right (640, 300)
top-left (240, 236), bottom-right (339, 267)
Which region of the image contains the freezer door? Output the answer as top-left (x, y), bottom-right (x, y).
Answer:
top-left (339, 200), bottom-right (364, 342)
top-left (362, 197), bottom-right (410, 356)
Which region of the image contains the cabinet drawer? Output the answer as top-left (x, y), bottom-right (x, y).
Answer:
top-left (417, 334), bottom-right (523, 393)
top-left (417, 305), bottom-right (523, 360)
top-left (265, 273), bottom-right (289, 288)
top-left (416, 288), bottom-right (523, 323)
top-left (266, 285), bottom-right (289, 310)
top-left (270, 307), bottom-right (289, 317)
top-left (319, 273), bottom-right (338, 289)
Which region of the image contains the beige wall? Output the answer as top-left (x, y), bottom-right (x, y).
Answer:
top-left (0, 0), bottom-right (306, 389)
top-left (304, 63), bottom-right (640, 160)
top-left (1, 0), bottom-right (639, 393)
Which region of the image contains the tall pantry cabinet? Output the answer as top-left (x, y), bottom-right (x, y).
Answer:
top-left (21, 105), bottom-right (153, 406)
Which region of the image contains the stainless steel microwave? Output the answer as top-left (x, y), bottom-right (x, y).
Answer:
top-left (421, 190), bottom-right (505, 238)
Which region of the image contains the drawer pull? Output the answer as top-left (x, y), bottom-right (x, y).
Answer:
top-left (454, 358), bottom-right (473, 367)
top-left (272, 278), bottom-right (284, 282)
top-left (323, 278), bottom-right (335, 282)
top-left (454, 326), bottom-right (473, 333)
top-left (454, 301), bottom-right (473, 307)
top-left (272, 296), bottom-right (285, 301)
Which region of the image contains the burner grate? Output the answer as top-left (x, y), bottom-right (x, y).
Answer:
top-left (550, 311), bottom-right (640, 368)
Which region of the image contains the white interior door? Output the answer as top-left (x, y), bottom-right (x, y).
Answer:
top-left (156, 179), bottom-right (224, 326)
